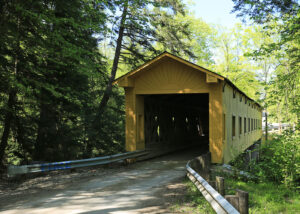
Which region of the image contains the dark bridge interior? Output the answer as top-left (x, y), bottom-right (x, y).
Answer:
top-left (144, 93), bottom-right (209, 151)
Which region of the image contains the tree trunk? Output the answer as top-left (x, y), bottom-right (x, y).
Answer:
top-left (35, 94), bottom-right (58, 161)
top-left (35, 103), bottom-right (47, 161)
top-left (0, 54), bottom-right (18, 164)
top-left (264, 61), bottom-right (269, 141)
top-left (94, 3), bottom-right (128, 125)
top-left (0, 90), bottom-right (17, 164)
top-left (278, 103), bottom-right (282, 134)
top-left (265, 110), bottom-right (268, 141)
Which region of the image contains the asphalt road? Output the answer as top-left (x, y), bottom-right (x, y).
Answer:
top-left (0, 148), bottom-right (204, 214)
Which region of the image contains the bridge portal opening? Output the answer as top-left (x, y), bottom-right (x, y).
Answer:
top-left (144, 93), bottom-right (209, 151)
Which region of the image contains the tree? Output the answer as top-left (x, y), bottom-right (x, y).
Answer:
top-left (0, 0), bottom-right (108, 164)
top-left (95, 0), bottom-right (195, 123)
top-left (214, 24), bottom-right (262, 100)
top-left (154, 13), bottom-right (215, 67)
top-left (0, 0), bottom-right (195, 165)
top-left (232, 0), bottom-right (300, 127)
top-left (33, 0), bottom-right (108, 161)
top-left (0, 0), bottom-right (43, 164)
top-left (244, 25), bottom-right (279, 140)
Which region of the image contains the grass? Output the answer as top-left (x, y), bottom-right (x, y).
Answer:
top-left (183, 178), bottom-right (215, 213)
top-left (225, 179), bottom-right (300, 214)
top-left (178, 177), bottom-right (300, 214)
top-left (176, 132), bottom-right (300, 213)
top-left (170, 177), bottom-right (215, 214)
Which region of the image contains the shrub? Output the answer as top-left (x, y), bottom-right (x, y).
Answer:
top-left (231, 129), bottom-right (300, 188)
top-left (250, 129), bottom-right (300, 188)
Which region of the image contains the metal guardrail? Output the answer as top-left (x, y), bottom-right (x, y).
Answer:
top-left (186, 160), bottom-right (239, 214)
top-left (7, 150), bottom-right (148, 177)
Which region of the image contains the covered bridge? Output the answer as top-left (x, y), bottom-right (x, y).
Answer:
top-left (114, 52), bottom-right (262, 163)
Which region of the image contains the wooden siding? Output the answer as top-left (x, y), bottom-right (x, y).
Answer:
top-left (222, 84), bottom-right (262, 163)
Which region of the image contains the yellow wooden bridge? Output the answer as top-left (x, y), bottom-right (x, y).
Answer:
top-left (114, 52), bottom-right (262, 163)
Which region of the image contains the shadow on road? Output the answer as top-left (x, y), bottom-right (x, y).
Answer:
top-left (0, 146), bottom-right (206, 214)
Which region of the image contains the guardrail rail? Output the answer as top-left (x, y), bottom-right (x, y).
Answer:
top-left (8, 150), bottom-right (148, 177)
top-left (186, 160), bottom-right (239, 214)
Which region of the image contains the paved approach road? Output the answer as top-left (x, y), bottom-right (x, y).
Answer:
top-left (0, 148), bottom-right (204, 214)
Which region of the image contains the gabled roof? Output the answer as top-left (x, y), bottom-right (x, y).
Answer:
top-left (113, 52), bottom-right (224, 83)
top-left (114, 51), bottom-right (261, 108)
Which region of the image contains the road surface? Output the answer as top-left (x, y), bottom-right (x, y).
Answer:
top-left (0, 148), bottom-right (204, 214)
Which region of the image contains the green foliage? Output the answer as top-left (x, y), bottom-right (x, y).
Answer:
top-left (225, 178), bottom-right (300, 214)
top-left (231, 130), bottom-right (300, 188)
top-left (0, 0), bottom-right (298, 169)
top-left (0, 0), bottom-right (122, 164)
top-left (0, 0), bottom-right (198, 165)
top-left (104, 0), bottom-right (196, 70)
top-left (251, 130), bottom-right (300, 188)
top-left (181, 175), bottom-right (300, 213)
top-left (150, 1), bottom-right (196, 60)
top-left (225, 130), bottom-right (300, 213)
top-left (232, 0), bottom-right (300, 125)
top-left (213, 24), bottom-right (263, 101)
top-left (181, 178), bottom-right (215, 213)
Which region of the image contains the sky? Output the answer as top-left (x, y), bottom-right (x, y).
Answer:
top-left (185, 0), bottom-right (242, 28)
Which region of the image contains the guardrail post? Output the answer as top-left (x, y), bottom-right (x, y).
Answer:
top-left (236, 189), bottom-right (249, 214)
top-left (216, 176), bottom-right (225, 196)
top-left (187, 156), bottom-right (239, 214)
top-left (251, 143), bottom-right (260, 163)
top-left (225, 195), bottom-right (239, 211)
top-left (124, 158), bottom-right (136, 164)
top-left (194, 152), bottom-right (211, 180)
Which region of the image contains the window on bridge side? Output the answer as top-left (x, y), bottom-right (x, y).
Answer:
top-left (244, 117), bottom-right (247, 134)
top-left (239, 116), bottom-right (242, 136)
top-left (223, 114), bottom-right (226, 140)
top-left (232, 115), bottom-right (236, 138)
top-left (248, 118), bottom-right (250, 132)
